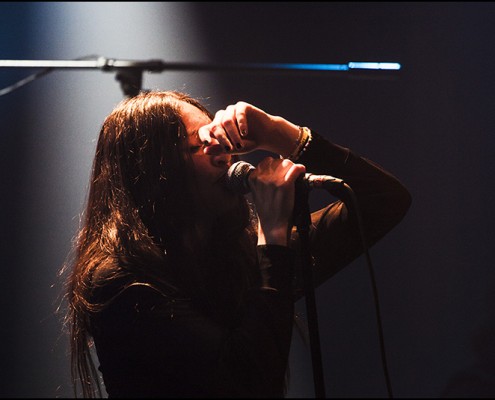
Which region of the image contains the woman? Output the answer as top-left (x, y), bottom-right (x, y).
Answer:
top-left (60, 90), bottom-right (411, 398)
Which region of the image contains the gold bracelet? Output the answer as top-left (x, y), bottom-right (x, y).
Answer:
top-left (296, 127), bottom-right (312, 160)
top-left (288, 126), bottom-right (312, 161)
top-left (287, 126), bottom-right (307, 160)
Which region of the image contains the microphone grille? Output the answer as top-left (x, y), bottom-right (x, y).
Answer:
top-left (225, 161), bottom-right (254, 194)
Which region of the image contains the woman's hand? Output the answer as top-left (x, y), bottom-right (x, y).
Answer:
top-left (248, 157), bottom-right (306, 246)
top-left (198, 102), bottom-right (301, 158)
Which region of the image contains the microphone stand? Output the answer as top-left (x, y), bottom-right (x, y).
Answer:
top-left (0, 57), bottom-right (401, 98)
top-left (293, 180), bottom-right (326, 398)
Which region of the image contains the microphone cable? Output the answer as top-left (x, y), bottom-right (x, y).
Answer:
top-left (225, 160), bottom-right (394, 397)
top-left (339, 182), bottom-right (394, 398)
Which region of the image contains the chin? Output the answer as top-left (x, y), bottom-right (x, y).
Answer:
top-left (211, 189), bottom-right (245, 216)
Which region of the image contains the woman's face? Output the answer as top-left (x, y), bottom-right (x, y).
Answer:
top-left (179, 101), bottom-right (237, 216)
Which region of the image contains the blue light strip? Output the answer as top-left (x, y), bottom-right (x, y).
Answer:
top-left (348, 62), bottom-right (401, 70)
top-left (256, 63), bottom-right (350, 71)
top-left (250, 62), bottom-right (401, 71)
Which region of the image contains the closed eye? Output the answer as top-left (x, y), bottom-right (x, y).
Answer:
top-left (189, 145), bottom-right (203, 154)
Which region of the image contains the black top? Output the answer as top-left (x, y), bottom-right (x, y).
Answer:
top-left (90, 131), bottom-right (412, 398)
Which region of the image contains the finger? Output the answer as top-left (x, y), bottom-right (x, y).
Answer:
top-left (284, 162), bottom-right (307, 184)
top-left (198, 110), bottom-right (222, 144)
top-left (222, 105), bottom-right (243, 151)
top-left (255, 158), bottom-right (292, 187)
top-left (234, 101), bottom-right (249, 137)
top-left (198, 124), bottom-right (213, 145)
top-left (199, 110), bottom-right (231, 152)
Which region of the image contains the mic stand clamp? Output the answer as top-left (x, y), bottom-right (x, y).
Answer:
top-left (115, 68), bottom-right (143, 98)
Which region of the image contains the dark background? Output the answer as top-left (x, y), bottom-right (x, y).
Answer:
top-left (1, 2), bottom-right (494, 398)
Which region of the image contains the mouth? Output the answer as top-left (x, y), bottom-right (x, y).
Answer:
top-left (215, 169), bottom-right (228, 185)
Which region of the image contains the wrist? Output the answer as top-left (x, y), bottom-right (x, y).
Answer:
top-left (264, 117), bottom-right (300, 156)
top-left (284, 126), bottom-right (312, 161)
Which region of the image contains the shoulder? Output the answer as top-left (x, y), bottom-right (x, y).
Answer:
top-left (105, 281), bottom-right (189, 310)
top-left (91, 282), bottom-right (193, 334)
top-left (89, 263), bottom-right (189, 318)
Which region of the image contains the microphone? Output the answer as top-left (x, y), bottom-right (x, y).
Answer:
top-left (224, 161), bottom-right (345, 195)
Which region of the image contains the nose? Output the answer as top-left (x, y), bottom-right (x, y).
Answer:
top-left (204, 137), bottom-right (232, 167)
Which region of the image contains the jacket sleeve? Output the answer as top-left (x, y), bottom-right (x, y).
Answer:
top-left (289, 130), bottom-right (412, 290)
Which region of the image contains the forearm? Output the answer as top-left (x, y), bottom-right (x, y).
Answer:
top-left (291, 130), bottom-right (411, 287)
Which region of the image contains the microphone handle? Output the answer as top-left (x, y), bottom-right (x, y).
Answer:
top-left (304, 173), bottom-right (344, 189)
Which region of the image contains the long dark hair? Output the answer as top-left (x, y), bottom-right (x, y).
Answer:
top-left (59, 91), bottom-right (257, 397)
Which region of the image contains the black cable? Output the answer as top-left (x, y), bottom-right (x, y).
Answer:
top-left (294, 178), bottom-right (326, 398)
top-left (342, 183), bottom-right (394, 398)
top-left (295, 177), bottom-right (394, 398)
